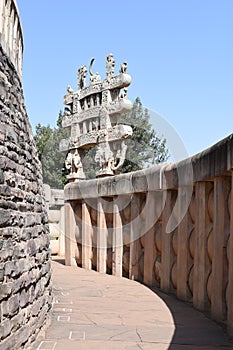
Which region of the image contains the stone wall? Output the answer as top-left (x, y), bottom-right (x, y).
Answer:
top-left (0, 1), bottom-right (52, 349)
top-left (64, 133), bottom-right (233, 337)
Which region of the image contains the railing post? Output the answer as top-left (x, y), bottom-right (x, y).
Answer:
top-left (59, 205), bottom-right (65, 256)
top-left (177, 186), bottom-right (193, 300)
top-left (161, 190), bottom-right (176, 293)
top-left (9, 5), bottom-right (14, 52)
top-left (0, 0), bottom-right (4, 33)
top-left (228, 172), bottom-right (233, 336)
top-left (211, 176), bottom-right (230, 321)
top-left (97, 198), bottom-right (107, 273)
top-left (65, 201), bottom-right (77, 266)
top-left (143, 192), bottom-right (156, 286)
top-left (193, 182), bottom-right (213, 310)
top-left (4, 0), bottom-right (10, 47)
top-left (82, 201), bottom-right (92, 270)
top-left (129, 194), bottom-right (141, 281)
top-left (112, 201), bottom-right (123, 277)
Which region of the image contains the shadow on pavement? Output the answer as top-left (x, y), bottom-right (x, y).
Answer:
top-left (150, 286), bottom-right (233, 349)
top-left (51, 255), bottom-right (65, 265)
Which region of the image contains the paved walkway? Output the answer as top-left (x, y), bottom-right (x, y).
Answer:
top-left (31, 258), bottom-right (233, 350)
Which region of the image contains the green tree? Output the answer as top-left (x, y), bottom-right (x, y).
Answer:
top-left (34, 111), bottom-right (68, 188)
top-left (34, 98), bottom-right (169, 186)
top-left (120, 97), bottom-right (169, 173)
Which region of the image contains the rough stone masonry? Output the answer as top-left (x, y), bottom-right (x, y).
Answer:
top-left (0, 1), bottom-right (52, 349)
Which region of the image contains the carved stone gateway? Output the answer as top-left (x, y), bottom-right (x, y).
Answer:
top-left (60, 54), bottom-right (133, 180)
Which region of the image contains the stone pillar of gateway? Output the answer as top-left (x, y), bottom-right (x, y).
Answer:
top-left (60, 54), bottom-right (133, 269)
top-left (61, 56), bottom-right (233, 337)
top-left (0, 1), bottom-right (52, 349)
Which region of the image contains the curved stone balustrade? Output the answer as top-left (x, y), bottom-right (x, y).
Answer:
top-left (64, 133), bottom-right (233, 337)
top-left (0, 0), bottom-right (23, 78)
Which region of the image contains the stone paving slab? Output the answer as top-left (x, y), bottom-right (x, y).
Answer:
top-left (30, 258), bottom-right (233, 350)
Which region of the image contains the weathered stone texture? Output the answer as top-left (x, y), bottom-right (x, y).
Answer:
top-left (0, 39), bottom-right (52, 350)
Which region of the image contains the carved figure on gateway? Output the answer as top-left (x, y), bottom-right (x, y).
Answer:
top-left (60, 54), bottom-right (133, 181)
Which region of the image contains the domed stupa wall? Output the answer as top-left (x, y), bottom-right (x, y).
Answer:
top-left (0, 1), bottom-right (52, 348)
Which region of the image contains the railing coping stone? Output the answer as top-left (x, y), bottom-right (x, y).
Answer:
top-left (64, 133), bottom-right (233, 200)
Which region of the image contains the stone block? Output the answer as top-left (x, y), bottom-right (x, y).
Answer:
top-left (19, 289), bottom-right (29, 308)
top-left (0, 199), bottom-right (17, 210)
top-left (41, 212), bottom-right (48, 224)
top-left (6, 159), bottom-right (17, 172)
top-left (0, 282), bottom-right (13, 299)
top-left (1, 300), bottom-right (9, 318)
top-left (27, 239), bottom-right (37, 256)
top-left (8, 294), bottom-right (19, 316)
top-left (25, 193), bottom-right (35, 205)
top-left (7, 150), bottom-right (19, 163)
top-left (0, 249), bottom-right (12, 261)
top-left (39, 233), bottom-right (50, 249)
top-left (30, 297), bottom-right (44, 316)
top-left (0, 240), bottom-right (14, 261)
top-left (28, 267), bottom-right (39, 282)
top-left (0, 318), bottom-right (11, 340)
top-left (0, 155), bottom-right (7, 170)
top-left (15, 325), bottom-right (31, 348)
top-left (35, 194), bottom-right (43, 205)
top-left (13, 272), bottom-right (29, 292)
top-left (0, 335), bottom-right (15, 350)
top-left (0, 266), bottom-right (5, 282)
top-left (21, 227), bottom-right (33, 240)
top-left (40, 260), bottom-right (51, 277)
top-left (13, 242), bottom-right (26, 259)
top-left (34, 203), bottom-right (42, 213)
top-left (11, 212), bottom-right (24, 228)
top-left (17, 202), bottom-right (27, 212)
top-left (34, 302), bottom-right (49, 330)
top-left (0, 209), bottom-right (11, 227)
top-left (34, 279), bottom-right (43, 299)
top-left (4, 260), bottom-right (15, 276)
top-left (0, 168), bottom-right (4, 183)
top-left (29, 285), bottom-right (35, 303)
top-left (0, 185), bottom-right (12, 197)
top-left (5, 259), bottom-right (30, 278)
top-left (24, 213), bottom-right (36, 227)
top-left (6, 125), bottom-right (18, 143)
top-left (11, 310), bottom-right (25, 332)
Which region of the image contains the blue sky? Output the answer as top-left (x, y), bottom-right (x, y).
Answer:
top-left (17, 0), bottom-right (233, 158)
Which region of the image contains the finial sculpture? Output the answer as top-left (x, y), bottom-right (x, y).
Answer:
top-left (60, 54), bottom-right (133, 181)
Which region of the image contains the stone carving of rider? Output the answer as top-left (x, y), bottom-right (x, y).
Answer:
top-left (78, 65), bottom-right (87, 90)
top-left (106, 53), bottom-right (115, 81)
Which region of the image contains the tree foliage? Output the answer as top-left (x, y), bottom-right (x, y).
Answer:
top-left (120, 97), bottom-right (169, 173)
top-left (34, 111), bottom-right (68, 189)
top-left (34, 98), bottom-right (169, 188)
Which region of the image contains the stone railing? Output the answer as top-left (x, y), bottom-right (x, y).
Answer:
top-left (0, 0), bottom-right (23, 78)
top-left (44, 184), bottom-right (65, 256)
top-left (64, 133), bottom-right (233, 336)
